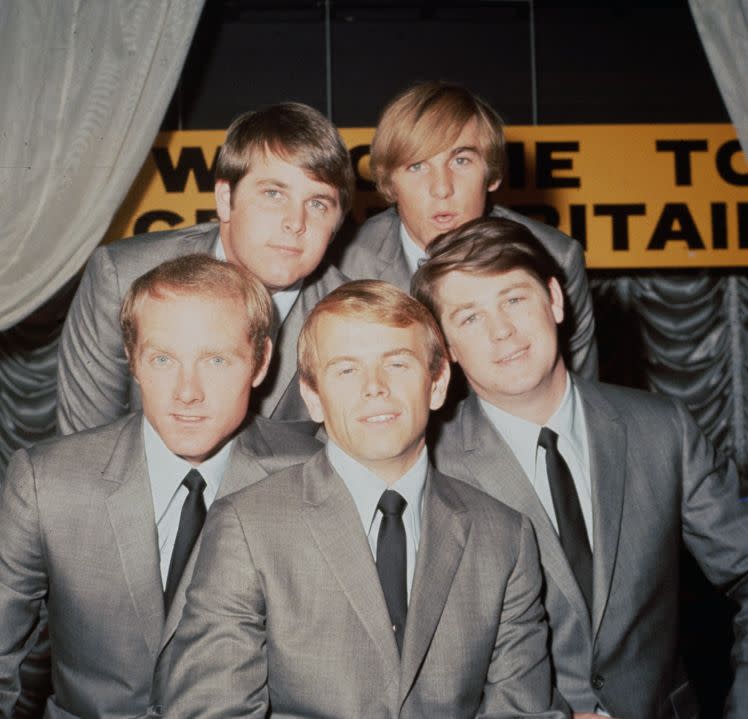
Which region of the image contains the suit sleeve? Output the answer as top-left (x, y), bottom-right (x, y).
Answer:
top-left (561, 237), bottom-right (598, 380)
top-left (56, 246), bottom-right (132, 435)
top-left (677, 402), bottom-right (748, 719)
top-left (478, 516), bottom-right (570, 719)
top-left (0, 451), bottom-right (48, 719)
top-left (162, 498), bottom-right (269, 719)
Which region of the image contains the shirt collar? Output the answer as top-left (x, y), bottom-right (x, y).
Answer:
top-left (143, 416), bottom-right (234, 523)
top-left (399, 222), bottom-right (427, 277)
top-left (478, 372), bottom-right (577, 478)
top-left (326, 440), bottom-right (428, 534)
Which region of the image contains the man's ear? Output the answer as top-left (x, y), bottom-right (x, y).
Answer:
top-left (548, 277), bottom-right (565, 325)
top-left (299, 378), bottom-right (325, 424)
top-left (487, 175), bottom-right (501, 193)
top-left (214, 180), bottom-right (232, 223)
top-left (251, 337), bottom-right (273, 388)
top-left (126, 347), bottom-right (140, 385)
top-left (429, 359), bottom-right (451, 411)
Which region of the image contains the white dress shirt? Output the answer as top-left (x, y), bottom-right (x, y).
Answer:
top-left (326, 440), bottom-right (428, 602)
top-left (399, 223), bottom-right (428, 277)
top-left (479, 373), bottom-right (594, 547)
top-left (143, 417), bottom-right (234, 587)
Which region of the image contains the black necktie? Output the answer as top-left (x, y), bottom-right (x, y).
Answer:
top-left (538, 427), bottom-right (593, 613)
top-left (376, 490), bottom-right (408, 653)
top-left (164, 469), bottom-right (207, 611)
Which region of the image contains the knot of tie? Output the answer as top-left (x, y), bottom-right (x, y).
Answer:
top-left (182, 468), bottom-right (206, 494)
top-left (377, 489), bottom-right (407, 517)
top-left (537, 426), bottom-right (559, 452)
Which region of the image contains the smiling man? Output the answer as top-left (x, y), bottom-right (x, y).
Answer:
top-left (412, 217), bottom-right (748, 719)
top-left (57, 102), bottom-right (355, 434)
top-left (338, 81), bottom-right (597, 378)
top-left (0, 256), bottom-right (322, 718)
top-left (163, 280), bottom-right (569, 719)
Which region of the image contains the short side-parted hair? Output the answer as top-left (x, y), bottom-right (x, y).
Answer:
top-left (370, 81), bottom-right (505, 203)
top-left (215, 102), bottom-right (355, 215)
top-left (298, 279), bottom-right (448, 391)
top-left (121, 254), bottom-right (273, 372)
top-left (411, 217), bottom-right (564, 319)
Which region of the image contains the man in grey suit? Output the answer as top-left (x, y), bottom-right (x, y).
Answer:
top-left (57, 102), bottom-right (355, 434)
top-left (164, 280), bottom-right (570, 718)
top-left (411, 217), bottom-right (748, 719)
top-left (0, 256), bottom-right (322, 718)
top-left (337, 80), bottom-right (597, 378)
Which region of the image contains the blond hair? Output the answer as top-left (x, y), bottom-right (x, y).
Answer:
top-left (370, 81), bottom-right (505, 202)
top-left (121, 254), bottom-right (273, 372)
top-left (298, 280), bottom-right (447, 391)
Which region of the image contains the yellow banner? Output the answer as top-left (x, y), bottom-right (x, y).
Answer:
top-left (107, 124), bottom-right (748, 268)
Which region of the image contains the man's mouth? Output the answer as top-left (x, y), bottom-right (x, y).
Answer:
top-left (269, 243), bottom-right (303, 256)
top-left (432, 212), bottom-right (457, 226)
top-left (362, 413), bottom-right (399, 424)
top-left (171, 414), bottom-right (207, 423)
top-left (495, 347), bottom-right (529, 364)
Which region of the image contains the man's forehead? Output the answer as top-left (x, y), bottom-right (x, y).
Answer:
top-left (250, 145), bottom-right (339, 192)
top-left (438, 268), bottom-right (541, 298)
top-left (314, 312), bottom-right (424, 347)
top-left (401, 116), bottom-right (482, 165)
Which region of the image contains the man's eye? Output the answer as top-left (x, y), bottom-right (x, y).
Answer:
top-left (152, 355), bottom-right (171, 366)
top-left (309, 199), bottom-right (327, 211)
top-left (209, 356), bottom-right (227, 366)
top-left (407, 162), bottom-right (423, 173)
top-left (461, 313), bottom-right (478, 326)
top-left (454, 155), bottom-right (471, 166)
top-left (264, 189), bottom-right (282, 199)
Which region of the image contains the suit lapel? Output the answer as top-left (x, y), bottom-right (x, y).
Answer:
top-left (301, 452), bottom-right (401, 678)
top-left (458, 394), bottom-right (591, 626)
top-left (398, 469), bottom-right (469, 707)
top-left (159, 424), bottom-right (278, 651)
top-left (254, 266), bottom-right (343, 419)
top-left (576, 379), bottom-right (627, 639)
top-left (103, 415), bottom-right (164, 658)
top-left (373, 211), bottom-right (412, 291)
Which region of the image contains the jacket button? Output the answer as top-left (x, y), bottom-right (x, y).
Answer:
top-left (591, 674), bottom-right (605, 690)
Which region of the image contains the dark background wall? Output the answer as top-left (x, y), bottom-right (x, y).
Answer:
top-left (161, 0), bottom-right (729, 131)
top-left (166, 3), bottom-right (736, 715)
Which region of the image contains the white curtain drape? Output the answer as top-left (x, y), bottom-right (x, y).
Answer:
top-left (0, 0), bottom-right (205, 330)
top-left (688, 0), bottom-right (748, 158)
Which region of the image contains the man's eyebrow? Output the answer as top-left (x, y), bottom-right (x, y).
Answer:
top-left (256, 178), bottom-right (289, 188)
top-left (323, 348), bottom-right (417, 370)
top-left (446, 282), bottom-right (534, 320)
top-left (324, 355), bottom-right (358, 371)
top-left (309, 191), bottom-right (339, 207)
top-left (449, 144), bottom-right (480, 157)
top-left (447, 301), bottom-right (477, 321)
top-left (382, 348), bottom-right (418, 359)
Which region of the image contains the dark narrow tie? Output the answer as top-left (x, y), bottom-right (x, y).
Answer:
top-left (538, 427), bottom-right (593, 614)
top-left (376, 489), bottom-right (408, 653)
top-left (164, 469), bottom-right (207, 611)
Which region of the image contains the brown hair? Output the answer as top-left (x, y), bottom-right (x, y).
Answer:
top-left (215, 102), bottom-right (355, 215)
top-left (370, 81), bottom-right (505, 202)
top-left (121, 254), bottom-right (273, 372)
top-left (411, 217), bottom-right (563, 318)
top-left (298, 279), bottom-right (447, 391)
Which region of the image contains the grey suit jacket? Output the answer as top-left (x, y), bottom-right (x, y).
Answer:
top-left (0, 413), bottom-right (321, 719)
top-left (338, 204), bottom-right (598, 379)
top-left (56, 222), bottom-right (348, 434)
top-left (163, 451), bottom-right (570, 719)
top-left (434, 378), bottom-right (748, 719)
